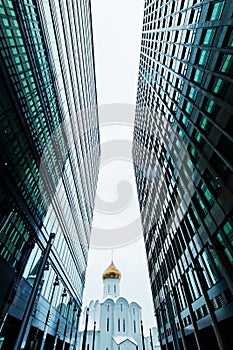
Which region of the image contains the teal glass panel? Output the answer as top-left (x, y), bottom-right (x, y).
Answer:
top-left (201, 183), bottom-right (214, 205)
top-left (193, 69), bottom-right (203, 83)
top-left (205, 99), bottom-right (215, 113)
top-left (185, 101), bottom-right (193, 114)
top-left (199, 116), bottom-right (209, 130)
top-left (189, 86), bottom-right (198, 100)
top-left (212, 78), bottom-right (224, 94)
top-left (210, 1), bottom-right (225, 21)
top-left (203, 29), bottom-right (215, 45)
top-left (198, 50), bottom-right (210, 66)
top-left (219, 54), bottom-right (233, 73)
top-left (217, 232), bottom-right (233, 263)
top-left (223, 221), bottom-right (233, 246)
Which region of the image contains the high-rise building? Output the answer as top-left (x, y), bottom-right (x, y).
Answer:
top-left (133, 0), bottom-right (233, 349)
top-left (0, 0), bottom-right (99, 349)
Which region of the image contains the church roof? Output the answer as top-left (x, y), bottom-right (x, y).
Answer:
top-left (102, 260), bottom-right (121, 280)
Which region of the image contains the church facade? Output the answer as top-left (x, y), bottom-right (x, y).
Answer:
top-left (77, 260), bottom-right (160, 350)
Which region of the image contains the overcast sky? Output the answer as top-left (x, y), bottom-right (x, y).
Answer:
top-left (82, 0), bottom-right (157, 335)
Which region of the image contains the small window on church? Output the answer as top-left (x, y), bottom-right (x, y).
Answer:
top-left (118, 318), bottom-right (120, 332)
top-left (114, 284), bottom-right (116, 292)
top-left (107, 304), bottom-right (110, 311)
top-left (120, 303), bottom-right (123, 312)
top-left (133, 307), bottom-right (135, 315)
top-left (123, 318), bottom-right (126, 332)
top-left (133, 320), bottom-right (136, 333)
top-left (106, 318), bottom-right (109, 332)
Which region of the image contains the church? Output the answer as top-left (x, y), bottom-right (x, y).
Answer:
top-left (77, 260), bottom-right (159, 350)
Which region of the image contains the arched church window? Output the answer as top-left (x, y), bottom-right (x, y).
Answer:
top-left (123, 318), bottom-right (126, 332)
top-left (106, 318), bottom-right (109, 331)
top-left (133, 320), bottom-right (136, 333)
top-left (118, 318), bottom-right (120, 332)
top-left (114, 284), bottom-right (116, 292)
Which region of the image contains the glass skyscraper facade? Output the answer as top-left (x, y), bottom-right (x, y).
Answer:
top-left (133, 0), bottom-right (233, 349)
top-left (0, 0), bottom-right (99, 349)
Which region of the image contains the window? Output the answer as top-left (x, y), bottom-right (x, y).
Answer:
top-left (204, 169), bottom-right (222, 195)
top-left (118, 319), bottom-right (120, 332)
top-left (201, 28), bottom-right (216, 45)
top-left (197, 50), bottom-right (210, 66)
top-left (185, 101), bottom-right (193, 115)
top-left (189, 145), bottom-right (199, 162)
top-left (223, 221), bottom-right (233, 247)
top-left (188, 86), bottom-right (198, 101)
top-left (195, 131), bottom-right (203, 144)
top-left (219, 54), bottom-right (233, 73)
top-left (211, 77), bottom-right (224, 94)
top-left (216, 232), bottom-right (233, 265)
top-left (224, 27), bottom-right (233, 47)
top-left (133, 320), bottom-right (136, 333)
top-left (205, 99), bottom-right (216, 114)
top-left (199, 115), bottom-right (210, 131)
top-left (114, 284), bottom-right (116, 293)
top-left (181, 114), bottom-right (189, 127)
top-left (200, 182), bottom-right (214, 206)
top-left (106, 318), bottom-right (109, 332)
top-left (195, 193), bottom-right (208, 215)
top-left (123, 319), bottom-right (126, 332)
top-left (193, 68), bottom-right (204, 84)
top-left (207, 1), bottom-right (225, 21)
top-left (202, 248), bottom-right (221, 285)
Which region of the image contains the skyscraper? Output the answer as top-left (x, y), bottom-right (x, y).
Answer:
top-left (0, 0), bottom-right (99, 349)
top-left (133, 0), bottom-right (233, 349)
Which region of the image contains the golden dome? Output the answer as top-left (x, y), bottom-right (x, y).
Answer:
top-left (102, 260), bottom-right (121, 280)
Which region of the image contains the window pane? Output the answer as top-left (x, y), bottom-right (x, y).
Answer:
top-left (219, 55), bottom-right (233, 73)
top-left (212, 78), bottom-right (224, 94)
top-left (198, 50), bottom-right (210, 66)
top-left (193, 68), bottom-right (204, 83)
top-left (199, 116), bottom-right (209, 131)
top-left (205, 99), bottom-right (215, 114)
top-left (223, 221), bottom-right (233, 246)
top-left (202, 29), bottom-right (215, 45)
top-left (209, 1), bottom-right (225, 21)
